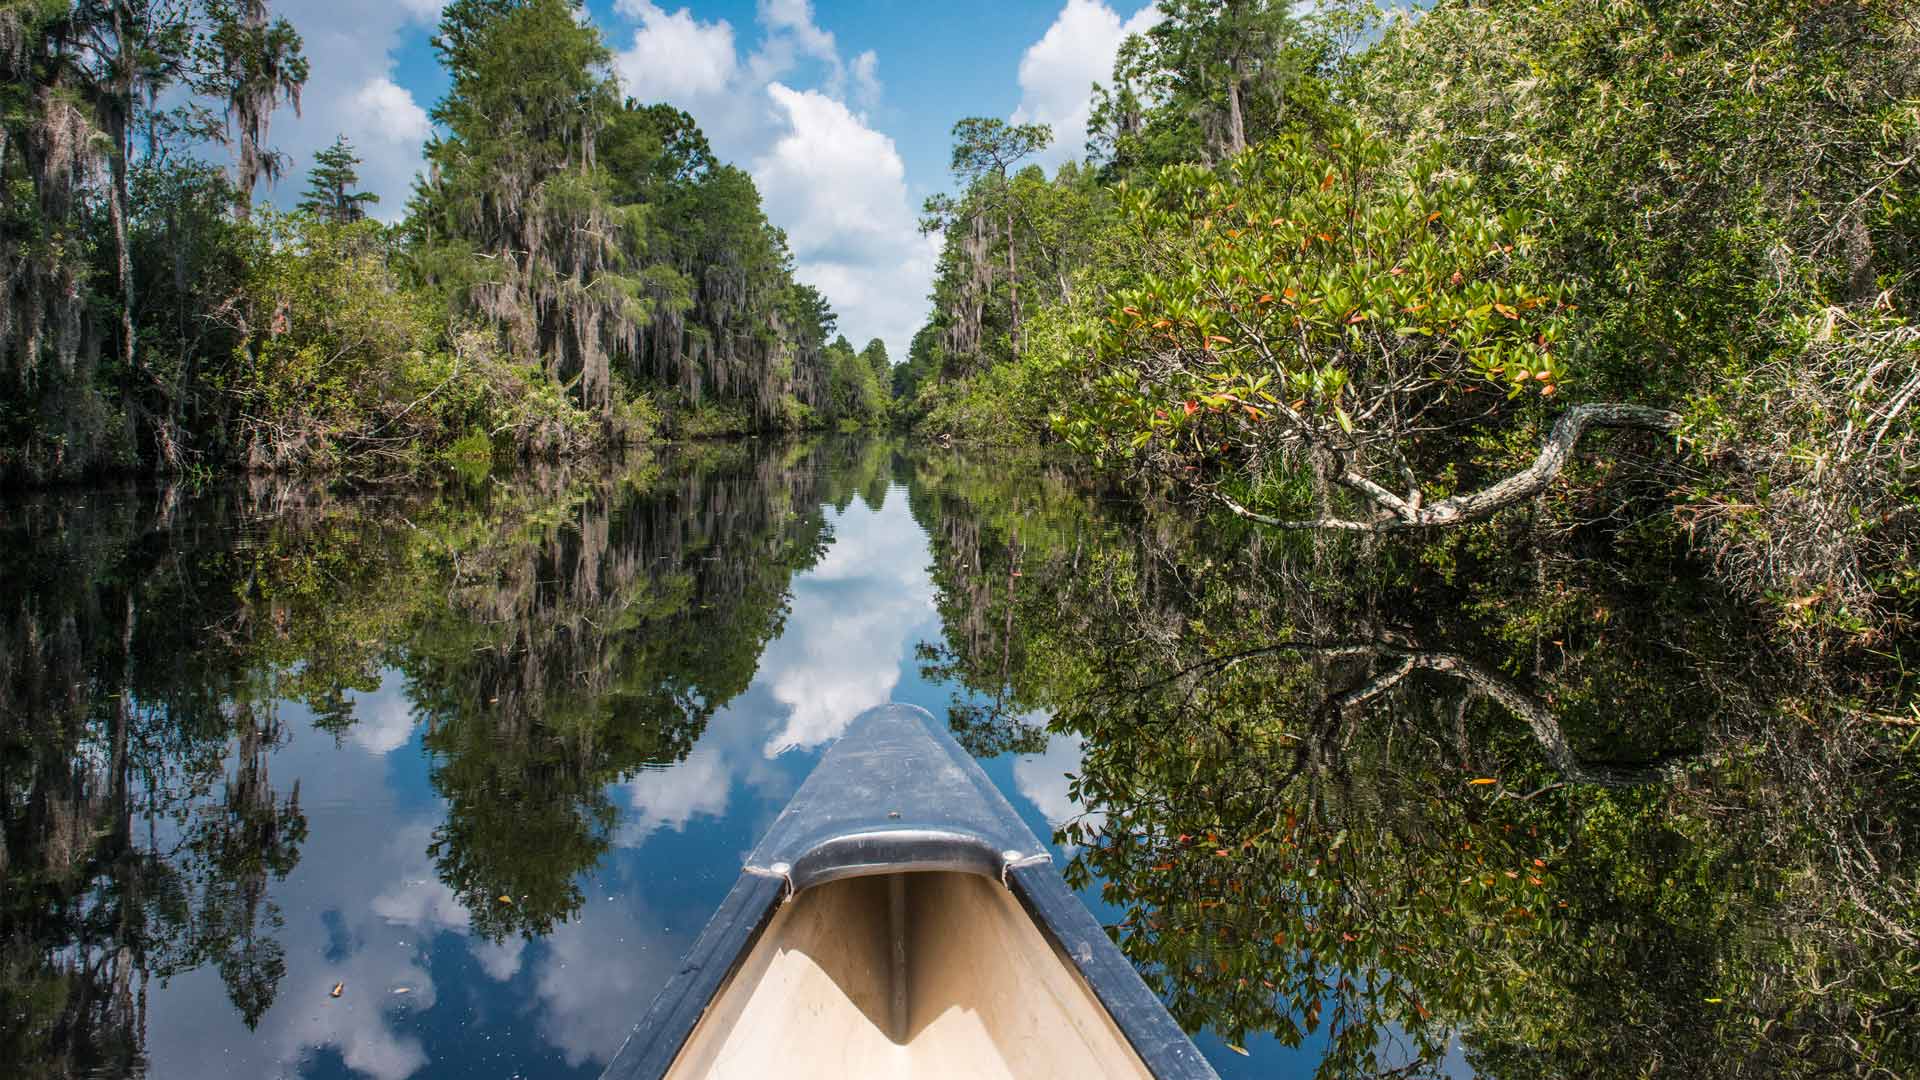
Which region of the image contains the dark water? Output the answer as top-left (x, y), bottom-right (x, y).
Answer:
top-left (3, 438), bottom-right (1914, 1079)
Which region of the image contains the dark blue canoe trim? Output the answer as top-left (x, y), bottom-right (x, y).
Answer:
top-left (598, 869), bottom-right (784, 1080)
top-left (1007, 861), bottom-right (1219, 1079)
top-left (597, 704), bottom-right (1221, 1080)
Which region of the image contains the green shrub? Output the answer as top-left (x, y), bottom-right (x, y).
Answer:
top-left (222, 213), bottom-right (461, 471)
top-left (445, 427), bottom-right (494, 483)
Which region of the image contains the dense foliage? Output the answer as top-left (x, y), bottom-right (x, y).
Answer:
top-left (5, 0), bottom-right (1917, 1071)
top-left (0, 0), bottom-right (878, 486)
top-left (906, 448), bottom-right (1920, 1078)
top-left (890, 7), bottom-right (1920, 1063)
top-left (905, 0), bottom-right (1917, 649)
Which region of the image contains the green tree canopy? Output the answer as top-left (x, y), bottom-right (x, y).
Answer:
top-left (860, 338), bottom-right (890, 387)
top-left (297, 134), bottom-right (378, 223)
top-left (1088, 0), bottom-right (1327, 174)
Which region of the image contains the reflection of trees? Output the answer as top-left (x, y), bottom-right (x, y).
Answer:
top-left (909, 447), bottom-right (1920, 1078)
top-left (186, 708), bottom-right (306, 1028)
top-left (907, 452), bottom-right (1157, 756)
top-left (0, 490), bottom-right (318, 1072)
top-left (0, 436), bottom-right (902, 1067)
top-left (407, 441), bottom-right (894, 939)
top-left (815, 436), bottom-right (895, 515)
top-left (1145, 638), bottom-right (1698, 789)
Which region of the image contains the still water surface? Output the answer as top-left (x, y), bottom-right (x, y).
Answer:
top-left (4, 437), bottom-right (1910, 1079)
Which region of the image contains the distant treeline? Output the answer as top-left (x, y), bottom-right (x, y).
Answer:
top-left (0, 0), bottom-right (894, 486)
top-left (901, 0), bottom-right (1917, 644)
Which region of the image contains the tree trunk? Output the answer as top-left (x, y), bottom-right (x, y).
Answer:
top-left (108, 155), bottom-right (134, 371)
top-left (1005, 207), bottom-right (1020, 355)
top-left (1226, 55), bottom-right (1247, 156)
top-left (235, 141), bottom-right (255, 220)
top-left (108, 1), bottom-right (135, 379)
top-left (232, 0), bottom-right (269, 220)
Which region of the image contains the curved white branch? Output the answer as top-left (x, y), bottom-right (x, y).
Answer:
top-left (1222, 403), bottom-right (1682, 531)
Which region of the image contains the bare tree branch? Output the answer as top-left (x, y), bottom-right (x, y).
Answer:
top-left (1221, 402), bottom-right (1682, 530)
top-left (1138, 635), bottom-right (1702, 787)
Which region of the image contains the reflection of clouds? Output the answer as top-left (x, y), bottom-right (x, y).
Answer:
top-left (1014, 732), bottom-right (1105, 842)
top-left (141, 700), bottom-right (451, 1080)
top-left (615, 746), bottom-right (732, 844)
top-left (764, 601), bottom-right (926, 754)
top-left (143, 944), bottom-right (436, 1080)
top-left (347, 684), bottom-right (418, 755)
top-left (279, 945), bottom-right (436, 1080)
top-left (531, 896), bottom-right (679, 1067)
top-left (272, 824), bottom-right (457, 1080)
top-left (544, 489), bottom-right (951, 1048)
top-left (129, 474), bottom-right (988, 1077)
top-left (138, 679), bottom-right (567, 1080)
top-left (369, 827), bottom-right (470, 932)
top-left (473, 935), bottom-right (527, 983)
top-left (806, 495), bottom-right (918, 582)
top-left (1372, 1024), bottom-right (1477, 1079)
top-left (761, 496), bottom-right (935, 756)
top-left (608, 674), bottom-right (810, 854)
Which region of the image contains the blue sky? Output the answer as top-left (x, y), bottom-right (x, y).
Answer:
top-left (269, 0), bottom-right (1163, 360)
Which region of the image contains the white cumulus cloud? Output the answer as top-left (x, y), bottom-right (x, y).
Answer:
top-left (260, 0), bottom-right (441, 221)
top-left (754, 84), bottom-right (937, 359)
top-left (849, 48), bottom-right (881, 109)
top-left (613, 1), bottom-right (739, 100)
top-left (280, 0), bottom-right (935, 353)
top-left (606, 4), bottom-right (929, 361)
top-left (1012, 0), bottom-right (1164, 169)
top-left (350, 77), bottom-right (432, 146)
top-left (751, 0), bottom-right (843, 89)
top-left (755, 85), bottom-right (909, 261)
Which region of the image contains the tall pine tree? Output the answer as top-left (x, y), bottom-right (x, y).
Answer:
top-left (298, 135), bottom-right (377, 223)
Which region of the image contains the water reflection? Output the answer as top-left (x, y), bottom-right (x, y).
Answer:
top-left (910, 451), bottom-right (1920, 1079)
top-left (0, 442), bottom-right (917, 1078)
top-left (2, 438), bottom-right (1914, 1079)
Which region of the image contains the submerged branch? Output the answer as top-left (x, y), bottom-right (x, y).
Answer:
top-left (1141, 635), bottom-right (1701, 787)
top-left (1310, 640), bottom-right (1697, 786)
top-left (1403, 649), bottom-right (1697, 787)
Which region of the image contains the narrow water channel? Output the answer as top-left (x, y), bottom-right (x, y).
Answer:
top-left (4, 437), bottom-right (1908, 1078)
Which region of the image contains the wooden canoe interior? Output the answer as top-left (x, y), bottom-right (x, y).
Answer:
top-left (664, 870), bottom-right (1155, 1079)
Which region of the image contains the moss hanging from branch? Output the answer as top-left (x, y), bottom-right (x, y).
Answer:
top-left (411, 0), bottom-right (652, 420)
